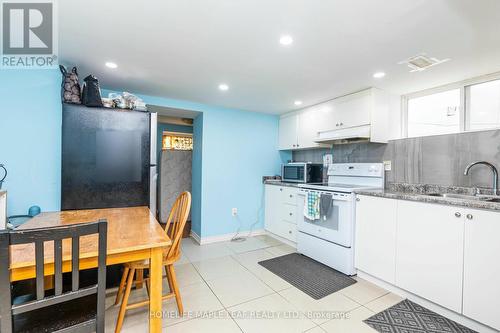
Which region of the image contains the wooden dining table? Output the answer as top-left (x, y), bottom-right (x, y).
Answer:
top-left (9, 206), bottom-right (171, 333)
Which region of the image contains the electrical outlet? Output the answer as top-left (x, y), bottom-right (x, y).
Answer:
top-left (383, 160), bottom-right (392, 171)
top-left (231, 208), bottom-right (238, 216)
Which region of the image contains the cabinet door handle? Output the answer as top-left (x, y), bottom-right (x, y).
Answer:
top-left (466, 214), bottom-right (473, 220)
top-left (289, 194), bottom-right (293, 198)
top-left (340, 122), bottom-right (344, 126)
top-left (280, 188), bottom-right (283, 191)
top-left (288, 230), bottom-right (292, 234)
top-left (455, 212), bottom-right (461, 218)
top-left (336, 123), bottom-right (339, 127)
top-left (356, 198), bottom-right (360, 202)
top-left (289, 212), bottom-right (293, 216)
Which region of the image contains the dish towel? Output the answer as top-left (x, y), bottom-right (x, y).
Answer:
top-left (304, 192), bottom-right (320, 220)
top-left (320, 193), bottom-right (333, 220)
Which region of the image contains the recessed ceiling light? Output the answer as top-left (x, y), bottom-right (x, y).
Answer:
top-left (105, 62), bottom-right (118, 69)
top-left (218, 83), bottom-right (229, 91)
top-left (373, 72), bottom-right (386, 78)
top-left (279, 35), bottom-right (294, 46)
top-left (294, 100), bottom-right (303, 106)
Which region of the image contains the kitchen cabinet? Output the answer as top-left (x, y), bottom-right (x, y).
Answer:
top-left (279, 88), bottom-right (399, 150)
top-left (278, 111), bottom-right (329, 150)
top-left (297, 108), bottom-right (330, 149)
top-left (355, 195), bottom-right (397, 284)
top-left (396, 200), bottom-right (464, 313)
top-left (332, 89), bottom-right (372, 129)
top-left (278, 113), bottom-right (298, 150)
top-left (462, 208), bottom-right (500, 331)
top-left (264, 184), bottom-right (299, 242)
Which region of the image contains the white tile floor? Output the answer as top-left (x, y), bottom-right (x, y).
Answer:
top-left (104, 235), bottom-right (401, 332)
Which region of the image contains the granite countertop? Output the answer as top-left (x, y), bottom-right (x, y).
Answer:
top-left (263, 180), bottom-right (301, 188)
top-left (355, 183), bottom-right (500, 211)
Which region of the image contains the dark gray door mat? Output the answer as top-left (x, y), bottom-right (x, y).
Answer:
top-left (257, 253), bottom-right (356, 299)
top-left (364, 299), bottom-right (477, 333)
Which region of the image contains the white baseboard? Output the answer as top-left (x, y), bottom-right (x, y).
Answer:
top-left (189, 229), bottom-right (266, 245)
top-left (357, 270), bottom-right (499, 333)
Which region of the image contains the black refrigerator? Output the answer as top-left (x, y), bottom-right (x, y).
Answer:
top-left (61, 103), bottom-right (158, 287)
top-left (61, 103), bottom-right (157, 214)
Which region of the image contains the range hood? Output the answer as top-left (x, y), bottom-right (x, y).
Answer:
top-left (314, 125), bottom-right (371, 145)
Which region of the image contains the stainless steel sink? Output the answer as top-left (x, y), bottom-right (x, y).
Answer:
top-left (425, 193), bottom-right (500, 203)
top-left (426, 193), bottom-right (482, 200)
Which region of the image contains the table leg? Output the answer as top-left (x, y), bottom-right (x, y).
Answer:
top-left (149, 247), bottom-right (163, 332)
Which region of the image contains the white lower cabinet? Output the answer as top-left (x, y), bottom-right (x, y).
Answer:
top-left (396, 200), bottom-right (464, 313)
top-left (356, 196), bottom-right (500, 329)
top-left (355, 195), bottom-right (397, 284)
top-left (264, 184), bottom-right (298, 242)
top-left (462, 208), bottom-right (500, 331)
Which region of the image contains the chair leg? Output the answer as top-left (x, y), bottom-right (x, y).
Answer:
top-left (115, 268), bottom-right (135, 333)
top-left (114, 267), bottom-right (130, 305)
top-left (145, 277), bottom-right (150, 298)
top-left (167, 265), bottom-right (183, 315)
top-left (135, 269), bottom-right (144, 289)
top-left (165, 265), bottom-right (174, 293)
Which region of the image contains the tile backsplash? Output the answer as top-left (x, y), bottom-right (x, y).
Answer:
top-left (292, 129), bottom-right (500, 189)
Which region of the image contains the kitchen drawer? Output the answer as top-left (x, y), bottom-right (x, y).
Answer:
top-left (280, 203), bottom-right (297, 223)
top-left (276, 220), bottom-right (297, 242)
top-left (282, 187), bottom-right (298, 205)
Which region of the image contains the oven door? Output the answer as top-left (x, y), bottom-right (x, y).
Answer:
top-left (297, 189), bottom-right (353, 247)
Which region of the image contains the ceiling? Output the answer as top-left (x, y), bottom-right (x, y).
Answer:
top-left (59, 0), bottom-right (500, 114)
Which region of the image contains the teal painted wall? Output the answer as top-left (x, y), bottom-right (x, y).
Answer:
top-left (1, 79), bottom-right (290, 238)
top-left (0, 69), bottom-right (61, 216)
top-left (103, 90), bottom-right (291, 238)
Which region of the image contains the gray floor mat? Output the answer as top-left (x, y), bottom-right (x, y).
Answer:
top-left (258, 253), bottom-right (356, 299)
top-left (364, 299), bottom-right (477, 333)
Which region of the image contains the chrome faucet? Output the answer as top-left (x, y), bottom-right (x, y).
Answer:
top-left (464, 161), bottom-right (498, 195)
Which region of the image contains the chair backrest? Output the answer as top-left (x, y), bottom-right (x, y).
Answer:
top-left (0, 220), bottom-right (107, 333)
top-left (163, 192), bottom-right (191, 260)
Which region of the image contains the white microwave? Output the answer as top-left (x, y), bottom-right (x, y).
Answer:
top-left (281, 162), bottom-right (323, 183)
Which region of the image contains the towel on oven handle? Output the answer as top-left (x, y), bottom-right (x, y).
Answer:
top-left (304, 191), bottom-right (320, 221)
top-left (320, 193), bottom-right (332, 220)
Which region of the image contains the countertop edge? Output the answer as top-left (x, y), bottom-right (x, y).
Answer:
top-left (354, 190), bottom-right (500, 212)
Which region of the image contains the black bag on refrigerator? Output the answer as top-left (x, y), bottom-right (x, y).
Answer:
top-left (59, 65), bottom-right (82, 104)
top-left (81, 75), bottom-right (103, 107)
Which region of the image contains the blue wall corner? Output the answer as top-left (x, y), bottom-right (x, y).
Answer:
top-left (191, 114), bottom-right (203, 236)
top-left (0, 69), bottom-right (62, 216)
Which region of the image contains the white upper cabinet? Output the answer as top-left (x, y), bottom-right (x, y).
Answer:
top-left (332, 89), bottom-right (372, 129)
top-left (462, 208), bottom-right (500, 331)
top-left (279, 88), bottom-right (400, 150)
top-left (297, 107), bottom-right (330, 149)
top-left (278, 113), bottom-right (298, 150)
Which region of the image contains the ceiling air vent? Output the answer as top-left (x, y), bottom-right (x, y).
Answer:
top-left (398, 54), bottom-right (450, 72)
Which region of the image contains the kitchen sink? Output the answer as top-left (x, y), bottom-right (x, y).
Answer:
top-left (426, 193), bottom-right (482, 200)
top-left (425, 193), bottom-right (500, 203)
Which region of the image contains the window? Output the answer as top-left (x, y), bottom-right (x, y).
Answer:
top-left (162, 133), bottom-right (193, 151)
top-left (407, 89), bottom-right (460, 138)
top-left (467, 79), bottom-right (500, 131)
top-left (404, 75), bottom-right (500, 138)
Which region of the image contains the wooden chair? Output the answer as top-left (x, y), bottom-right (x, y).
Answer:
top-left (114, 191), bottom-right (191, 332)
top-left (0, 220), bottom-right (107, 333)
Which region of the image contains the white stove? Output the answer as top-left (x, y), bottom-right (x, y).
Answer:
top-left (296, 163), bottom-right (384, 275)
